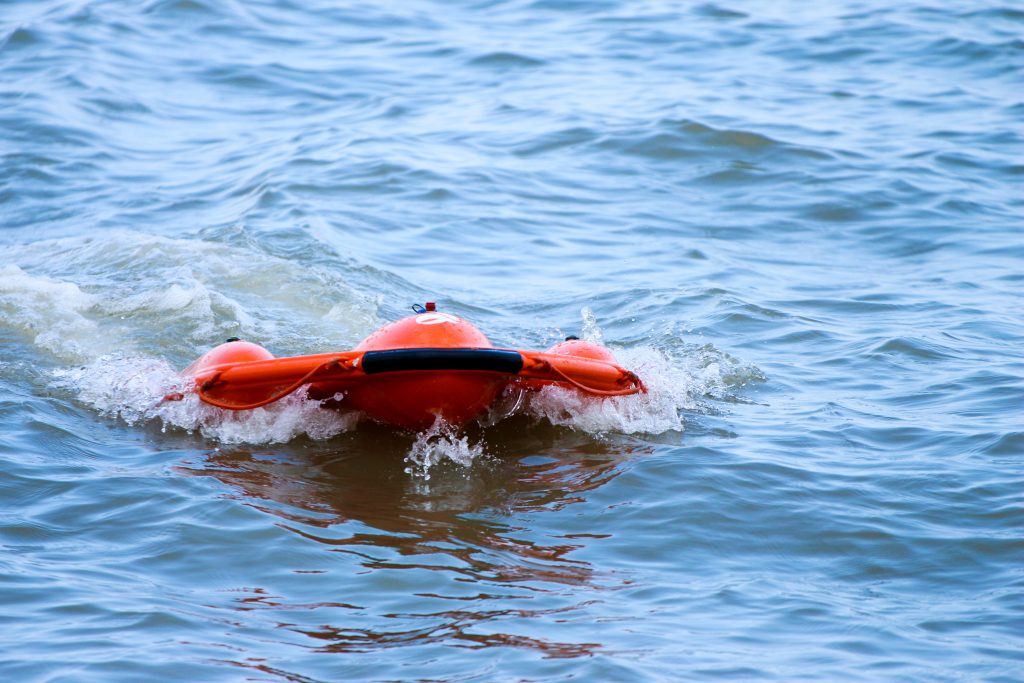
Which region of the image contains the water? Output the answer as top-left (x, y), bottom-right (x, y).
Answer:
top-left (2, 1), bottom-right (1022, 680)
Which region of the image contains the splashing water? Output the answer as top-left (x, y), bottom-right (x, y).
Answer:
top-left (523, 311), bottom-right (764, 435)
top-left (580, 305), bottom-right (604, 344)
top-left (1, 233), bottom-right (381, 361)
top-left (1, 264), bottom-right (105, 362)
top-left (53, 354), bottom-right (358, 444)
top-left (522, 344), bottom-right (755, 435)
top-left (403, 419), bottom-right (487, 479)
top-left (525, 346), bottom-right (691, 435)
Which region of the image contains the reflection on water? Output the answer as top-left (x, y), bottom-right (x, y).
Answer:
top-left (178, 419), bottom-right (651, 659)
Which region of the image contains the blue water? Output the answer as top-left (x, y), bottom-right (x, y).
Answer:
top-left (2, 1), bottom-right (1022, 681)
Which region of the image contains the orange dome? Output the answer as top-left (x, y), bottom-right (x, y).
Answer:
top-left (342, 312), bottom-right (506, 430)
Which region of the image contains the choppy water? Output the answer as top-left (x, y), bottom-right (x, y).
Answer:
top-left (2, 1), bottom-right (1022, 681)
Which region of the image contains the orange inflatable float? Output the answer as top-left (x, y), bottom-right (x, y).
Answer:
top-left (166, 303), bottom-right (645, 430)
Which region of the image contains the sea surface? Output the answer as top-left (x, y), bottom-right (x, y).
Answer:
top-left (1, 1), bottom-right (1022, 681)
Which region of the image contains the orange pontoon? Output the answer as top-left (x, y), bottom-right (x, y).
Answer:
top-left (167, 303), bottom-right (645, 430)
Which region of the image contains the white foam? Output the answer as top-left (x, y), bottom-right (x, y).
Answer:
top-left (521, 310), bottom-right (764, 436)
top-left (53, 354), bottom-right (358, 444)
top-left (0, 264), bottom-right (105, 361)
top-left (4, 232), bottom-right (379, 357)
top-left (524, 345), bottom-right (694, 435)
top-left (158, 392), bottom-right (359, 444)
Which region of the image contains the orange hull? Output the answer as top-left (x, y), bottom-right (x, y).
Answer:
top-left (169, 306), bottom-right (644, 431)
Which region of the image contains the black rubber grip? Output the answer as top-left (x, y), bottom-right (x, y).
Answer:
top-left (361, 348), bottom-right (524, 375)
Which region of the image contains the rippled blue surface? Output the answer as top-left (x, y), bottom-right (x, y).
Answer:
top-left (2, 1), bottom-right (1022, 681)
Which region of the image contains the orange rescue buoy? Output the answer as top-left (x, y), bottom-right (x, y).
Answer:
top-left (168, 304), bottom-right (645, 431)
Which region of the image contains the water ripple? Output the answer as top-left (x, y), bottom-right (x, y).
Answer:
top-left (2, 0), bottom-right (1022, 680)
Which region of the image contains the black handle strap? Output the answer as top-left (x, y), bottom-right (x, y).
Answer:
top-left (360, 348), bottom-right (524, 375)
